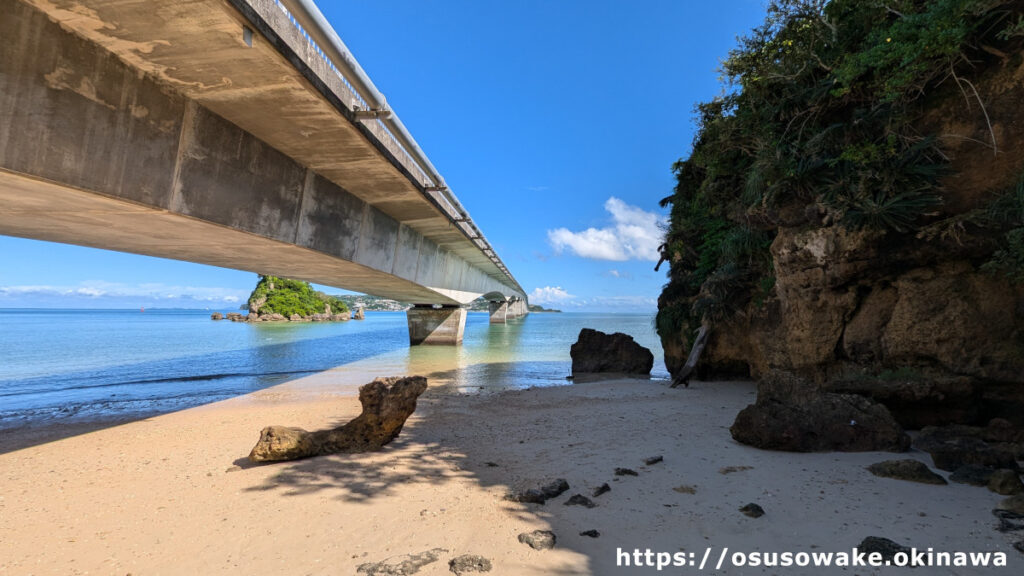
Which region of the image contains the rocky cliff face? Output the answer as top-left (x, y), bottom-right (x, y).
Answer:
top-left (659, 23), bottom-right (1024, 427)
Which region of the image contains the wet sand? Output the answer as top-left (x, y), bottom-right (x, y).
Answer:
top-left (0, 376), bottom-right (1018, 574)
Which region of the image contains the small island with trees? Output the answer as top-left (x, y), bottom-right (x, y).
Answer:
top-left (211, 275), bottom-right (356, 322)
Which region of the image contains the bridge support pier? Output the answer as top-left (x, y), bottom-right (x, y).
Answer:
top-left (407, 305), bottom-right (467, 345)
top-left (488, 301), bottom-right (508, 324)
top-left (507, 298), bottom-right (528, 319)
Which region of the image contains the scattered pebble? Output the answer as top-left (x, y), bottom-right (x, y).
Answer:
top-left (858, 537), bottom-right (910, 564)
top-left (719, 466), bottom-right (753, 475)
top-left (592, 483), bottom-right (611, 497)
top-left (506, 479), bottom-right (569, 505)
top-left (357, 548), bottom-right (447, 575)
top-left (448, 554), bottom-right (492, 575)
top-left (484, 462), bottom-right (500, 468)
top-left (643, 456), bottom-right (664, 465)
top-left (579, 530), bottom-right (600, 538)
top-left (518, 530), bottom-right (556, 550)
top-left (615, 468), bottom-right (638, 477)
top-left (673, 485), bottom-right (697, 495)
top-left (739, 503), bottom-right (765, 518)
top-left (564, 494), bottom-right (597, 508)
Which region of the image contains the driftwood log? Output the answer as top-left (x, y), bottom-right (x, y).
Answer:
top-left (248, 375), bottom-right (428, 462)
top-left (671, 324), bottom-right (710, 388)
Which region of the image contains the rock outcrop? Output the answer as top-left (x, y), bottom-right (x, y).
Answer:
top-left (658, 55), bottom-right (1024, 427)
top-left (570, 329), bottom-right (653, 375)
top-left (730, 372), bottom-right (910, 452)
top-left (248, 376), bottom-right (428, 462)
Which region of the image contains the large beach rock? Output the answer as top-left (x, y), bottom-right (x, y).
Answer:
top-left (570, 328), bottom-right (653, 375)
top-left (730, 372), bottom-right (910, 452)
top-left (249, 376), bottom-right (428, 462)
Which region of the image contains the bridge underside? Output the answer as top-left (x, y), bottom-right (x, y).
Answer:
top-left (0, 169), bottom-right (491, 305)
top-left (0, 0), bottom-right (528, 344)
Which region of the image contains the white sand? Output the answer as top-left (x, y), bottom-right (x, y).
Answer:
top-left (0, 377), bottom-right (1018, 575)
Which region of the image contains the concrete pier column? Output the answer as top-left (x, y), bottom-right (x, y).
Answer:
top-left (488, 300), bottom-right (508, 324)
top-left (506, 298), bottom-right (529, 319)
top-left (407, 305), bottom-right (467, 345)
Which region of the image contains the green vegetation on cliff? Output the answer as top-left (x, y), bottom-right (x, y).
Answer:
top-left (657, 0), bottom-right (1024, 346)
top-left (246, 276), bottom-right (349, 317)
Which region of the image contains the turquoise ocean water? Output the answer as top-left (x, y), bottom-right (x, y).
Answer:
top-left (0, 309), bottom-right (667, 433)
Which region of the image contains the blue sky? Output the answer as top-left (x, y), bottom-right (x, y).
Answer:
top-left (0, 0), bottom-right (767, 311)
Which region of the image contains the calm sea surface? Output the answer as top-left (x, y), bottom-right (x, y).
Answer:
top-left (0, 309), bottom-right (667, 432)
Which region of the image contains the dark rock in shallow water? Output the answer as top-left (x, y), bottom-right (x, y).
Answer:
top-left (506, 479), bottom-right (570, 505)
top-left (592, 483), bottom-right (611, 497)
top-left (867, 459), bottom-right (947, 485)
top-left (448, 554), bottom-right (492, 574)
top-left (357, 548), bottom-right (447, 575)
top-left (249, 376), bottom-right (428, 462)
top-left (990, 469), bottom-right (1024, 496)
top-left (580, 529), bottom-right (600, 538)
top-left (950, 464), bottom-right (996, 486)
top-left (858, 537), bottom-right (911, 564)
top-left (570, 328), bottom-right (653, 375)
top-left (615, 467), bottom-right (639, 476)
top-left (518, 530), bottom-right (556, 550)
top-left (730, 372), bottom-right (910, 452)
top-left (913, 426), bottom-right (1019, 471)
top-left (739, 503), bottom-right (765, 518)
top-left (564, 494), bottom-right (597, 508)
top-left (644, 455), bottom-right (664, 465)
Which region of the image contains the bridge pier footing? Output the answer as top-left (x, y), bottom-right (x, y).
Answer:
top-left (488, 301), bottom-right (508, 324)
top-left (407, 305), bottom-right (467, 345)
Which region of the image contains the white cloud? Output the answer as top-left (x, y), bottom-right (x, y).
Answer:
top-left (529, 285), bottom-right (575, 304)
top-left (547, 197), bottom-right (665, 261)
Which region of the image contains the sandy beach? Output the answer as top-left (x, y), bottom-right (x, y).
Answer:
top-left (0, 375), bottom-right (1018, 575)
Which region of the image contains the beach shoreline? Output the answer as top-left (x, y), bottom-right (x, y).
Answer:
top-left (0, 374), bottom-right (1018, 575)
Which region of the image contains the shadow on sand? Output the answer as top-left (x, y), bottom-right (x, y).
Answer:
top-left (237, 360), bottom-right (672, 574)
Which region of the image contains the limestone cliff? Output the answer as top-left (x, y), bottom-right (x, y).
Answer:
top-left (657, 1), bottom-right (1024, 426)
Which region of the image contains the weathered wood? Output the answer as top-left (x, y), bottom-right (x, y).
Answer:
top-left (671, 324), bottom-right (710, 388)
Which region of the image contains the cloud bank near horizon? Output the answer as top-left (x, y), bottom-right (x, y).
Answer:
top-left (0, 281), bottom-right (248, 307)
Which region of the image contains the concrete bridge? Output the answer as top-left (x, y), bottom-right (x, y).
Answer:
top-left (0, 0), bottom-right (528, 344)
